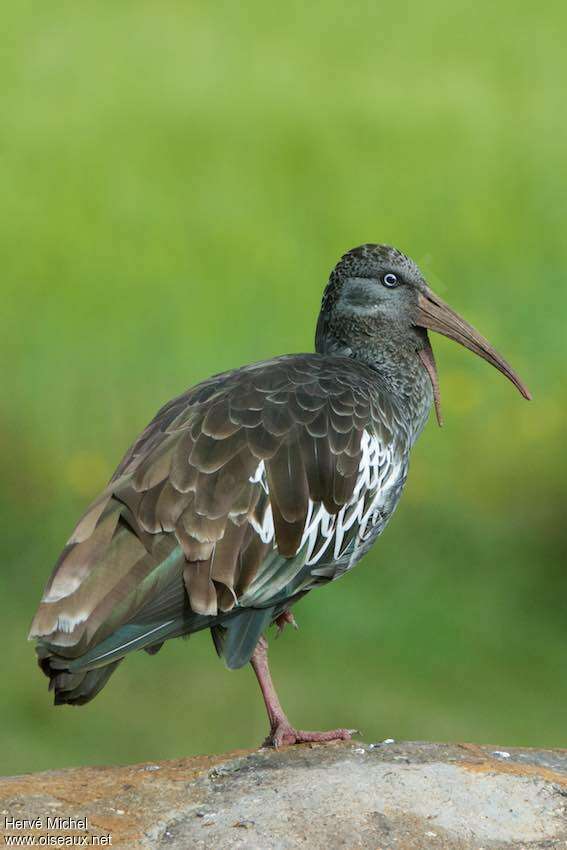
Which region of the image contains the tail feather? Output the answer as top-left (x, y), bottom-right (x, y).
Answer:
top-left (34, 610), bottom-right (213, 705)
top-left (212, 606), bottom-right (275, 669)
top-left (37, 647), bottom-right (123, 705)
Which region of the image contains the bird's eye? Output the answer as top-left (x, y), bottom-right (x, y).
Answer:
top-left (382, 273), bottom-right (398, 287)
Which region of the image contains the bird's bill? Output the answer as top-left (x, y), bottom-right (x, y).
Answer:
top-left (415, 287), bottom-right (532, 405)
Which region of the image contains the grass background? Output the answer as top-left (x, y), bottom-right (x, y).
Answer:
top-left (1, 0), bottom-right (565, 775)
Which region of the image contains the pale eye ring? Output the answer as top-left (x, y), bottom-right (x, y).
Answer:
top-left (382, 273), bottom-right (398, 287)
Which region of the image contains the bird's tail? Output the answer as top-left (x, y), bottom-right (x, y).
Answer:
top-left (36, 645), bottom-right (123, 705)
top-left (29, 494), bottom-right (214, 705)
top-left (33, 609), bottom-right (210, 705)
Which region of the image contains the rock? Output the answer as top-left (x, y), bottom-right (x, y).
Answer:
top-left (1, 741), bottom-right (566, 848)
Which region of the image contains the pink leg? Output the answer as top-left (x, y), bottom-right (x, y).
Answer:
top-left (250, 636), bottom-right (357, 748)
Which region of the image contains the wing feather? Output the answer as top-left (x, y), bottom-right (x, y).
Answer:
top-left (31, 354), bottom-right (409, 686)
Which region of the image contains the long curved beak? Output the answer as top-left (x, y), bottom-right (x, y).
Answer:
top-left (414, 287), bottom-right (531, 425)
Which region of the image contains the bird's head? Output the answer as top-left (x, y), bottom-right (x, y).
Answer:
top-left (316, 243), bottom-right (531, 424)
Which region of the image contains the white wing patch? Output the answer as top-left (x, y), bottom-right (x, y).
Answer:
top-left (304, 429), bottom-right (400, 571)
top-left (248, 429), bottom-right (403, 576)
top-left (247, 460), bottom-right (275, 543)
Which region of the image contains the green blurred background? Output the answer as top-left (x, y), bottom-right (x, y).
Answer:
top-left (2, 1), bottom-right (565, 776)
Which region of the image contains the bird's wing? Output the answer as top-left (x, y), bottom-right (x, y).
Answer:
top-left (30, 355), bottom-right (408, 670)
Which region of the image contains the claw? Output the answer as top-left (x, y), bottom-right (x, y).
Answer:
top-left (274, 610), bottom-right (298, 637)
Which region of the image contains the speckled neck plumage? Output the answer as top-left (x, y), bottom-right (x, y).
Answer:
top-left (316, 299), bottom-right (434, 442)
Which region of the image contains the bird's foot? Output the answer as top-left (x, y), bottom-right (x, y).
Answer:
top-left (262, 723), bottom-right (358, 748)
top-left (274, 610), bottom-right (298, 636)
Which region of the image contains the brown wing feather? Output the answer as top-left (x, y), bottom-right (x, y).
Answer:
top-left (30, 355), bottom-right (398, 659)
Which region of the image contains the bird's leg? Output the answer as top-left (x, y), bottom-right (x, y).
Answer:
top-left (274, 609), bottom-right (298, 636)
top-left (250, 636), bottom-right (357, 748)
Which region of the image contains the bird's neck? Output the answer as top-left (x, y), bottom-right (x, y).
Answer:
top-left (317, 329), bottom-right (434, 440)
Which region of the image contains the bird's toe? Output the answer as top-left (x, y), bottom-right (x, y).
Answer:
top-left (262, 725), bottom-right (358, 748)
top-left (274, 610), bottom-right (299, 637)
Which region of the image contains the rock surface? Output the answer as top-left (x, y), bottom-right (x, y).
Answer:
top-left (1, 741), bottom-right (566, 848)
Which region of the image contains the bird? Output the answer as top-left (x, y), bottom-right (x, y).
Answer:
top-left (29, 244), bottom-right (531, 747)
